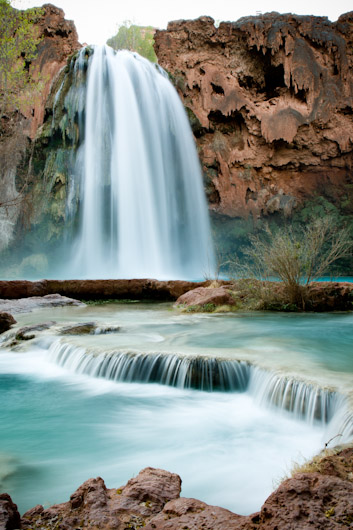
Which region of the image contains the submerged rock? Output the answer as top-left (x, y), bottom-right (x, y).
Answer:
top-left (0, 312), bottom-right (16, 334)
top-left (60, 322), bottom-right (98, 335)
top-left (15, 322), bottom-right (57, 341)
top-left (0, 294), bottom-right (84, 314)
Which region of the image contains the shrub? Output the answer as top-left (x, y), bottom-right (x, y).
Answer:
top-left (239, 217), bottom-right (353, 308)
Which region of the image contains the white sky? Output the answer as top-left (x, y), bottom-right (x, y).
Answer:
top-left (12, 0), bottom-right (353, 46)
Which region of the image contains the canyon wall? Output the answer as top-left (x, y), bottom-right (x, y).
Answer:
top-left (154, 13), bottom-right (353, 249)
top-left (2, 8), bottom-right (353, 275)
top-left (0, 4), bottom-right (80, 272)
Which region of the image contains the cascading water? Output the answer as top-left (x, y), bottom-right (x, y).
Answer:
top-left (47, 339), bottom-right (353, 442)
top-left (64, 45), bottom-right (214, 279)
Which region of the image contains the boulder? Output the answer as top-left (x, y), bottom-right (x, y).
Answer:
top-left (0, 312), bottom-right (16, 334)
top-left (21, 467), bottom-right (181, 530)
top-left (176, 285), bottom-right (236, 309)
top-left (10, 447), bottom-right (353, 529)
top-left (0, 493), bottom-right (21, 530)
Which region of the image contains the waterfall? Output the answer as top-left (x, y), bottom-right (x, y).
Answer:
top-left (248, 368), bottom-right (334, 423)
top-left (47, 339), bottom-right (353, 442)
top-left (63, 45), bottom-right (214, 280)
top-left (48, 340), bottom-right (250, 391)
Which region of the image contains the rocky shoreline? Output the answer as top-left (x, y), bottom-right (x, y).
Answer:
top-left (1, 447), bottom-right (352, 529)
top-left (1, 279), bottom-right (353, 314)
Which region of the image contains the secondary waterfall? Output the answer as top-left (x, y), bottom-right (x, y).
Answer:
top-left (47, 339), bottom-right (353, 443)
top-left (65, 46), bottom-right (214, 279)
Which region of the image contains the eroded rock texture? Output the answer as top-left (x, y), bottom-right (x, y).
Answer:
top-left (14, 448), bottom-right (353, 529)
top-left (154, 13), bottom-right (353, 221)
top-left (23, 3), bottom-right (80, 138)
top-left (0, 4), bottom-right (80, 256)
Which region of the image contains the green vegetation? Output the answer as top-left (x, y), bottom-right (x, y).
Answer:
top-left (107, 21), bottom-right (157, 63)
top-left (0, 0), bottom-right (44, 117)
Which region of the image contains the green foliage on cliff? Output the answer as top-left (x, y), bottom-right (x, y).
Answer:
top-left (107, 21), bottom-right (157, 63)
top-left (0, 0), bottom-right (43, 117)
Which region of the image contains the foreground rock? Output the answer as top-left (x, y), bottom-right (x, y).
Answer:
top-left (0, 447), bottom-right (349, 529)
top-left (0, 312), bottom-right (16, 334)
top-left (21, 467), bottom-right (181, 530)
top-left (0, 494), bottom-right (21, 530)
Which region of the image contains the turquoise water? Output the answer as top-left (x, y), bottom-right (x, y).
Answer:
top-left (0, 303), bottom-right (352, 515)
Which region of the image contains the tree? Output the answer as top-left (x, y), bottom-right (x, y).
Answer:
top-left (0, 0), bottom-right (43, 118)
top-left (107, 21), bottom-right (157, 63)
top-left (242, 217), bottom-right (353, 307)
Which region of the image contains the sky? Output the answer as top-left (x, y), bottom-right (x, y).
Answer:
top-left (12, 0), bottom-right (353, 46)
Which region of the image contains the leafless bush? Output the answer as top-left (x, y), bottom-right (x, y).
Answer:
top-left (240, 217), bottom-right (353, 307)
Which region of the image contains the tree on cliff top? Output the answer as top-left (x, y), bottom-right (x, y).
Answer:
top-left (0, 0), bottom-right (43, 118)
top-left (107, 21), bottom-right (157, 63)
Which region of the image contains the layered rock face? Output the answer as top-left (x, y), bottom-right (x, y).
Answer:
top-left (154, 13), bottom-right (353, 222)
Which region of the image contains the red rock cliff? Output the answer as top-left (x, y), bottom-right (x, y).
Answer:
top-left (154, 13), bottom-right (353, 221)
top-left (22, 3), bottom-right (81, 138)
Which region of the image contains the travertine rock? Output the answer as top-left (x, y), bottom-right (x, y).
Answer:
top-left (176, 284), bottom-right (236, 308)
top-left (154, 12), bottom-right (353, 220)
top-left (17, 448), bottom-right (353, 529)
top-left (23, 3), bottom-right (81, 138)
top-left (0, 279), bottom-right (215, 302)
top-left (21, 468), bottom-right (181, 530)
top-left (0, 493), bottom-right (21, 530)
top-left (0, 311), bottom-right (16, 334)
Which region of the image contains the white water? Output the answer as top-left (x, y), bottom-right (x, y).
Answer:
top-left (66, 46), bottom-right (214, 279)
top-left (1, 304), bottom-right (353, 514)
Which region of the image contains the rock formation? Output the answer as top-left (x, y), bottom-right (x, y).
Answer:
top-left (1, 447), bottom-right (352, 529)
top-left (0, 311), bottom-right (16, 334)
top-left (21, 3), bottom-right (81, 139)
top-left (0, 4), bottom-right (80, 256)
top-left (154, 13), bottom-right (353, 225)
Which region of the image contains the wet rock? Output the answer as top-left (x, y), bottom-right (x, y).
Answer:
top-left (0, 493), bottom-right (21, 530)
top-left (60, 322), bottom-right (97, 335)
top-left (0, 294), bottom-right (84, 314)
top-left (0, 312), bottom-right (16, 334)
top-left (15, 322), bottom-right (56, 340)
top-left (0, 279), bottom-right (217, 302)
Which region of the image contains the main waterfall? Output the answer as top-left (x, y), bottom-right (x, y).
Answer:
top-left (65, 46), bottom-right (214, 279)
